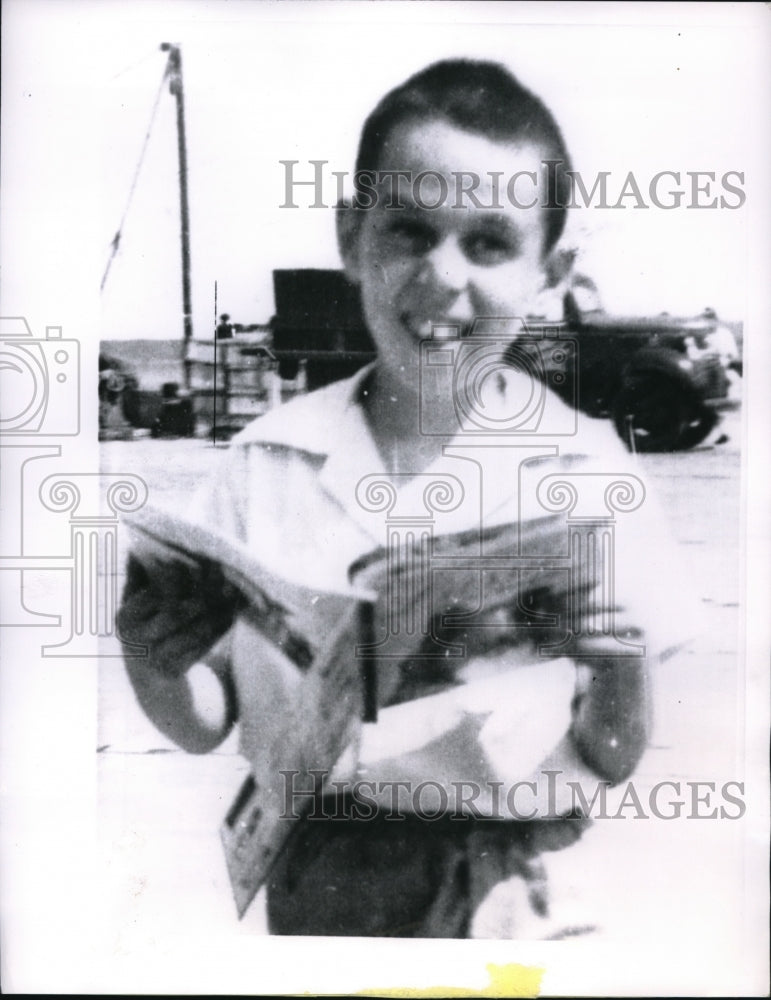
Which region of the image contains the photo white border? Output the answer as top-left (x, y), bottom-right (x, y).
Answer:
top-left (1, 1), bottom-right (768, 995)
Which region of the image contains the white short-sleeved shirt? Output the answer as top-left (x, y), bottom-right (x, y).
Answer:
top-left (188, 364), bottom-right (697, 805)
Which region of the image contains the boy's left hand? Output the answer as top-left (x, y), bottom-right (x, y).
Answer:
top-left (118, 552), bottom-right (240, 677)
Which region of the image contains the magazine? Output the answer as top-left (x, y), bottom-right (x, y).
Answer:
top-left (124, 504), bottom-right (592, 916)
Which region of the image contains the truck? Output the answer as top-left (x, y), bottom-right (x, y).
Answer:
top-left (269, 269), bottom-right (740, 453)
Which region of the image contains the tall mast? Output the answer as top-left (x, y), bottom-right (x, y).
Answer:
top-left (161, 43), bottom-right (193, 389)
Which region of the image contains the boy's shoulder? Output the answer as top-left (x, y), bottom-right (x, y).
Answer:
top-left (229, 366), bottom-right (371, 455)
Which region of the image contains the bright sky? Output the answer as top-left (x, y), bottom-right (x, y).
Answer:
top-left (2, 1), bottom-right (769, 342)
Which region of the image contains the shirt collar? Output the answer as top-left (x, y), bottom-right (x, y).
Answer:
top-left (231, 361), bottom-right (615, 538)
top-left (232, 362), bottom-right (376, 458)
top-left (233, 365), bottom-right (389, 536)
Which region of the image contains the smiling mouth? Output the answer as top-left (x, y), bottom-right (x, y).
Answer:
top-left (401, 315), bottom-right (471, 340)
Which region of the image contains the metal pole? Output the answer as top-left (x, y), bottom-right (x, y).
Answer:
top-left (213, 281), bottom-right (218, 444)
top-left (161, 43), bottom-right (193, 389)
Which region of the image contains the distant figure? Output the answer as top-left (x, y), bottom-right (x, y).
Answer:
top-left (216, 313), bottom-right (234, 340)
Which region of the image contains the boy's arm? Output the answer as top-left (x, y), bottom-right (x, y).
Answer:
top-left (535, 419), bottom-right (696, 788)
top-left (118, 441), bottom-right (258, 752)
top-left (124, 641), bottom-right (238, 754)
top-left (568, 638), bottom-right (652, 785)
top-left (118, 551), bottom-right (240, 752)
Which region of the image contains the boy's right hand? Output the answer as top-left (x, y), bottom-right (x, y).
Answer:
top-left (117, 552), bottom-right (240, 677)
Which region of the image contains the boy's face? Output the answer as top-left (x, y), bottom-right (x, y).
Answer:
top-left (339, 118), bottom-right (550, 383)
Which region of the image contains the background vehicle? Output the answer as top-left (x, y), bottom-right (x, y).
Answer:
top-left (270, 269), bottom-right (740, 453)
top-left (521, 291), bottom-right (740, 452)
top-left (271, 269), bottom-right (377, 388)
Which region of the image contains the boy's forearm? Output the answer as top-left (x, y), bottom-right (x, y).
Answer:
top-left (118, 552), bottom-right (239, 750)
top-left (124, 644), bottom-right (237, 753)
top-left (570, 655), bottom-right (652, 785)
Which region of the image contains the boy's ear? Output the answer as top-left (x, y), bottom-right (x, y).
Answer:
top-left (336, 200), bottom-right (362, 283)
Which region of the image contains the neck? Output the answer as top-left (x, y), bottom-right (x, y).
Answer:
top-left (361, 362), bottom-right (457, 475)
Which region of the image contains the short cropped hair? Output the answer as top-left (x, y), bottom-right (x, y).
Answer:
top-left (354, 59), bottom-right (572, 253)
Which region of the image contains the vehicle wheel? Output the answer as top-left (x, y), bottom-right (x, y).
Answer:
top-left (612, 373), bottom-right (717, 452)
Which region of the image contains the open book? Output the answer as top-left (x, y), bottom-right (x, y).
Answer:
top-left (123, 504), bottom-right (591, 917)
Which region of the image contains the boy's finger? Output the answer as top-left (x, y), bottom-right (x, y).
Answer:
top-left (120, 604), bottom-right (227, 645)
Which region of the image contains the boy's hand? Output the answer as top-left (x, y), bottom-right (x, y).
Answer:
top-left (117, 552), bottom-right (240, 677)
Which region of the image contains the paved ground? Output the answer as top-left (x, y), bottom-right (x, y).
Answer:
top-left (94, 406), bottom-right (758, 990)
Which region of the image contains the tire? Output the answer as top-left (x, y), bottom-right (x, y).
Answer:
top-left (612, 373), bottom-right (717, 453)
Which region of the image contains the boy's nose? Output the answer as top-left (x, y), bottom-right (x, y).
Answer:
top-left (421, 237), bottom-right (470, 298)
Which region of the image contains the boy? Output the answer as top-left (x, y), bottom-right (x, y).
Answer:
top-left (119, 59), bottom-right (684, 938)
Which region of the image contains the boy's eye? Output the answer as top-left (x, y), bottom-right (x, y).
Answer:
top-left (385, 218), bottom-right (436, 254)
top-left (462, 231), bottom-right (519, 265)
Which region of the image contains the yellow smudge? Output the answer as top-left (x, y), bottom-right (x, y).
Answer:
top-left (353, 961), bottom-right (544, 998)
